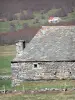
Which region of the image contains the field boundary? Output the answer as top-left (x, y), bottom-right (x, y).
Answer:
top-left (0, 87), bottom-right (75, 94)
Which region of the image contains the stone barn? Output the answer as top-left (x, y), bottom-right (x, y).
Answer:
top-left (11, 26), bottom-right (75, 86)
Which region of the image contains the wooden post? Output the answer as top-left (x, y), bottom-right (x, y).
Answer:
top-left (3, 85), bottom-right (5, 94)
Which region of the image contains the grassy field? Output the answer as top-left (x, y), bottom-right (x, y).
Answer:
top-left (0, 79), bottom-right (75, 91)
top-left (0, 79), bottom-right (11, 90)
top-left (0, 45), bottom-right (16, 75)
top-left (0, 22), bottom-right (10, 33)
top-left (0, 56), bottom-right (13, 75)
top-left (0, 92), bottom-right (75, 100)
top-left (0, 45), bottom-right (16, 90)
top-left (12, 80), bottom-right (75, 91)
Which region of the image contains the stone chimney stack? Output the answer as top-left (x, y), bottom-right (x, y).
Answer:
top-left (16, 40), bottom-right (25, 56)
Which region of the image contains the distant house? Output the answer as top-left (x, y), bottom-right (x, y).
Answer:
top-left (48, 17), bottom-right (61, 23)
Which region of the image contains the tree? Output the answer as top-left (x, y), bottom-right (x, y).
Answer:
top-left (52, 8), bottom-right (67, 17)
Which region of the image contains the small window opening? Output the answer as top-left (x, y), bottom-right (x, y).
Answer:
top-left (34, 64), bottom-right (37, 68)
top-left (70, 72), bottom-right (71, 74)
top-left (23, 41), bottom-right (25, 49)
top-left (54, 72), bottom-right (57, 75)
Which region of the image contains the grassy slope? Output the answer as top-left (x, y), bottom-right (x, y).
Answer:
top-left (0, 79), bottom-right (11, 90)
top-left (61, 11), bottom-right (75, 22)
top-left (0, 22), bottom-right (10, 33)
top-left (0, 9), bottom-right (60, 32)
top-left (0, 45), bottom-right (16, 89)
top-left (14, 9), bottom-right (60, 27)
top-left (0, 79), bottom-right (75, 91)
top-left (0, 45), bottom-right (16, 75)
top-left (0, 56), bottom-right (13, 75)
top-left (13, 80), bottom-right (75, 91)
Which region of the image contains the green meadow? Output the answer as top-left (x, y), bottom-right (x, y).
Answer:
top-left (0, 22), bottom-right (10, 32)
top-left (0, 45), bottom-right (16, 75)
top-left (12, 80), bottom-right (75, 91)
top-left (0, 45), bottom-right (15, 90)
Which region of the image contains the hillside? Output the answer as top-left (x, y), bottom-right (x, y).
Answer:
top-left (0, 0), bottom-right (75, 21)
top-left (0, 0), bottom-right (74, 14)
top-left (0, 0), bottom-right (75, 33)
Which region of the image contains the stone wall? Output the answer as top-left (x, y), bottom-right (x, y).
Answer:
top-left (16, 40), bottom-right (25, 57)
top-left (11, 61), bottom-right (75, 86)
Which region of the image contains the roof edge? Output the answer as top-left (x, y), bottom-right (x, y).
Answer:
top-left (11, 60), bottom-right (75, 63)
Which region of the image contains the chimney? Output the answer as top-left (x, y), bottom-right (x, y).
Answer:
top-left (16, 40), bottom-right (25, 56)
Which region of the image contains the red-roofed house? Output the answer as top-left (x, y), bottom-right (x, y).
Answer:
top-left (48, 17), bottom-right (61, 23)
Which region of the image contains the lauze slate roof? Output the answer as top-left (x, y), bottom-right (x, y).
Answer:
top-left (14, 26), bottom-right (75, 61)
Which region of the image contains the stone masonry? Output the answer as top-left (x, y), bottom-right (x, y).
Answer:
top-left (11, 26), bottom-right (75, 86)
